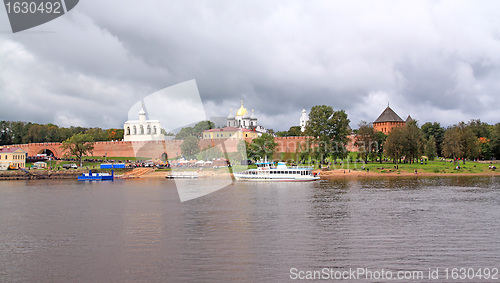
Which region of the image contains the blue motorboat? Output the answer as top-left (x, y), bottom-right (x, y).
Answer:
top-left (78, 170), bottom-right (114, 181)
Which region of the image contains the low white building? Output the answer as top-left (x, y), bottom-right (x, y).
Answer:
top-left (124, 104), bottom-right (164, 141)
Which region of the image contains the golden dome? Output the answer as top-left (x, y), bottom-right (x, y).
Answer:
top-left (236, 106), bottom-right (248, 116)
top-left (236, 100), bottom-right (248, 116)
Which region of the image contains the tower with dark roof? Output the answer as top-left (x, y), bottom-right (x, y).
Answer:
top-left (373, 106), bottom-right (406, 135)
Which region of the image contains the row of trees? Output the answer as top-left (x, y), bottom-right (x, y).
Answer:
top-left (275, 126), bottom-right (302, 137)
top-left (0, 121), bottom-right (124, 145)
top-left (358, 119), bottom-right (500, 164)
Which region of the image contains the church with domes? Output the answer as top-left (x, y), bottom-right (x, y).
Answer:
top-left (226, 100), bottom-right (263, 131)
top-left (225, 100), bottom-right (267, 134)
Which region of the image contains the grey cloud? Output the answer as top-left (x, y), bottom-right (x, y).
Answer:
top-left (1, 0), bottom-right (500, 131)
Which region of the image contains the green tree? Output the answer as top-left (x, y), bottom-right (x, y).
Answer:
top-left (384, 120), bottom-right (424, 164)
top-left (421, 122), bottom-right (445, 156)
top-left (477, 137), bottom-right (492, 160)
top-left (275, 131), bottom-right (288, 137)
top-left (180, 135), bottom-right (200, 159)
top-left (275, 126), bottom-right (302, 137)
top-left (355, 121), bottom-right (377, 162)
top-left (193, 121), bottom-right (215, 138)
top-left (384, 126), bottom-right (405, 166)
top-left (490, 123), bottom-right (500, 159)
top-left (61, 133), bottom-right (95, 167)
top-left (11, 121), bottom-right (28, 144)
top-left (248, 133), bottom-right (277, 161)
top-left (0, 121), bottom-right (12, 145)
top-left (403, 120), bottom-right (424, 163)
top-left (424, 135), bottom-right (437, 160)
top-left (442, 122), bottom-right (479, 164)
top-left (297, 138), bottom-right (313, 164)
top-left (197, 145), bottom-right (223, 161)
top-left (468, 119), bottom-right (490, 139)
top-left (375, 131), bottom-right (387, 163)
top-left (305, 105), bottom-right (350, 163)
top-left (175, 120), bottom-right (215, 140)
top-left (175, 127), bottom-right (195, 140)
top-left (105, 128), bottom-right (124, 141)
top-left (46, 124), bottom-right (62, 142)
top-left (86, 128), bottom-right (107, 142)
top-left (459, 122), bottom-right (479, 162)
top-left (442, 127), bottom-right (461, 164)
top-left (287, 126), bottom-right (302, 137)
top-left (468, 119), bottom-right (491, 160)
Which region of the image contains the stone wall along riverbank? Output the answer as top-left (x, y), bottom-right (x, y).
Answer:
top-left (0, 170), bottom-right (82, 180)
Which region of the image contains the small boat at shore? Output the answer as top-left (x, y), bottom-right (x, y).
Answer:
top-left (78, 170), bottom-right (114, 181)
top-left (233, 161), bottom-right (320, 182)
top-left (165, 171), bottom-right (199, 179)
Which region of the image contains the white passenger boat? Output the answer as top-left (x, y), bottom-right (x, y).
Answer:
top-left (233, 161), bottom-right (320, 182)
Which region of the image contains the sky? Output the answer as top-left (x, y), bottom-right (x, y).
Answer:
top-left (1, 0), bottom-right (500, 131)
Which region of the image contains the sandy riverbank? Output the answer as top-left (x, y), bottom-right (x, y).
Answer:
top-left (141, 170), bottom-right (233, 179)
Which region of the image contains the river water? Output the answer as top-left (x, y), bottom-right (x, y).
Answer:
top-left (0, 177), bottom-right (499, 282)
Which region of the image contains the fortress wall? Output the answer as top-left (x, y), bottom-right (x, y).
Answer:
top-left (2, 135), bottom-right (358, 160)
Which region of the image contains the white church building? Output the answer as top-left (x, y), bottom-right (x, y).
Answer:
top-left (227, 100), bottom-right (257, 129)
top-left (124, 104), bottom-right (164, 142)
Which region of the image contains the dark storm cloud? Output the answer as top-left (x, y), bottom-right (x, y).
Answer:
top-left (1, 0), bottom-right (499, 130)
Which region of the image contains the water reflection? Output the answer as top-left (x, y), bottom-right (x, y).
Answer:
top-left (0, 177), bottom-right (498, 281)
